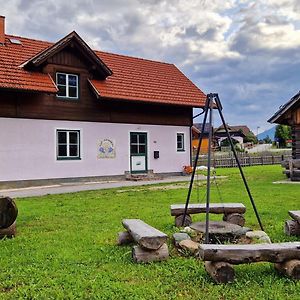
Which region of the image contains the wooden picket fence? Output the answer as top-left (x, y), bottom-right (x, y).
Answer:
top-left (193, 151), bottom-right (292, 168)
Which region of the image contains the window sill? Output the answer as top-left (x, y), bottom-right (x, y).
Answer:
top-left (177, 149), bottom-right (185, 152)
top-left (56, 96), bottom-right (79, 101)
top-left (57, 157), bottom-right (81, 161)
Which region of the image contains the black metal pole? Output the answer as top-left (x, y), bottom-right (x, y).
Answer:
top-left (215, 94), bottom-right (264, 231)
top-left (181, 96), bottom-right (210, 226)
top-left (205, 95), bottom-right (213, 243)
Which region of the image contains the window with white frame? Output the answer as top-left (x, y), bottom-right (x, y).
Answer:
top-left (177, 133), bottom-right (185, 151)
top-left (57, 130), bottom-right (80, 160)
top-left (56, 73), bottom-right (79, 99)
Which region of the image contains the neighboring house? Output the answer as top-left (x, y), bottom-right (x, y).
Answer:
top-left (268, 91), bottom-right (300, 159)
top-left (191, 123), bottom-right (210, 153)
top-left (0, 16), bottom-right (206, 186)
top-left (214, 124), bottom-right (251, 148)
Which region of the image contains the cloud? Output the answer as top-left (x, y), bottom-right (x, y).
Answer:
top-left (1, 0), bottom-right (300, 132)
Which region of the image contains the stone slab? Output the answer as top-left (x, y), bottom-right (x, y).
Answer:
top-left (190, 221), bottom-right (243, 236)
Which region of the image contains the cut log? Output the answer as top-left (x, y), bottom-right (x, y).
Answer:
top-left (285, 220), bottom-right (300, 236)
top-left (223, 213), bottom-right (245, 227)
top-left (122, 219), bottom-right (167, 250)
top-left (132, 243), bottom-right (169, 263)
top-left (0, 221), bottom-right (16, 238)
top-left (0, 197), bottom-right (18, 229)
top-left (289, 211), bottom-right (300, 223)
top-left (275, 260), bottom-right (300, 280)
top-left (198, 242), bottom-right (300, 264)
top-left (175, 214), bottom-right (192, 227)
top-left (170, 203), bottom-right (246, 216)
top-left (292, 159), bottom-right (300, 169)
top-left (205, 261), bottom-right (235, 284)
top-left (117, 231), bottom-right (134, 245)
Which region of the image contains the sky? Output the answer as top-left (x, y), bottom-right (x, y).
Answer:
top-left (2, 0), bottom-right (300, 133)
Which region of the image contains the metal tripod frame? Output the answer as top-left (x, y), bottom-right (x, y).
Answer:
top-left (181, 93), bottom-right (264, 243)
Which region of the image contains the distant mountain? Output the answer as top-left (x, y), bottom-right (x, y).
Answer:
top-left (257, 126), bottom-right (276, 141)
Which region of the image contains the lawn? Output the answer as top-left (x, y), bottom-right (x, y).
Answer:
top-left (0, 165), bottom-right (299, 299)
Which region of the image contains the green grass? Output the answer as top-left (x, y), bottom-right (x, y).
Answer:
top-left (0, 165), bottom-right (299, 299)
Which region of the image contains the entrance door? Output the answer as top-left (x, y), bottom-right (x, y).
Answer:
top-left (130, 132), bottom-right (148, 173)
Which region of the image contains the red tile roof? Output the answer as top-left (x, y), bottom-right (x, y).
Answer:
top-left (0, 36), bottom-right (58, 93)
top-left (0, 34), bottom-right (206, 107)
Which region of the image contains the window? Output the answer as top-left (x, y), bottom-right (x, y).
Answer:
top-left (56, 73), bottom-right (79, 99)
top-left (177, 133), bottom-right (185, 151)
top-left (57, 130), bottom-right (80, 160)
top-left (130, 133), bottom-right (147, 155)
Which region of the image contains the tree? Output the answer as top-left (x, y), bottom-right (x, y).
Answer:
top-left (275, 125), bottom-right (291, 147)
top-left (243, 131), bottom-right (258, 144)
top-left (263, 135), bottom-right (272, 144)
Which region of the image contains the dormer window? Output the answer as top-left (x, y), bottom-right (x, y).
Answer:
top-left (56, 73), bottom-right (79, 99)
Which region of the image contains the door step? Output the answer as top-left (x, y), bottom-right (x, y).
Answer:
top-left (125, 170), bottom-right (161, 181)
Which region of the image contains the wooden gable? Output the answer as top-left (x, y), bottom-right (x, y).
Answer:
top-left (22, 31), bottom-right (112, 79)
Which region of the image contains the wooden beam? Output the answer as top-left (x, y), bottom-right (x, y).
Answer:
top-left (122, 219), bottom-right (167, 250)
top-left (198, 242), bottom-right (300, 264)
top-left (170, 203), bottom-right (246, 216)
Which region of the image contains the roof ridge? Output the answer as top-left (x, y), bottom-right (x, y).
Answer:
top-left (95, 50), bottom-right (173, 66)
top-left (6, 34), bottom-right (53, 45)
top-left (6, 33), bottom-right (173, 66)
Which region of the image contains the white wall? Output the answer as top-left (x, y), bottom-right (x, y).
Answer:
top-left (0, 117), bottom-right (191, 182)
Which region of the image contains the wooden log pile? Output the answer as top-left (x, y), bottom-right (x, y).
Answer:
top-left (0, 197), bottom-right (18, 238)
top-left (199, 242), bottom-right (300, 283)
top-left (285, 211), bottom-right (300, 236)
top-left (117, 219), bottom-right (169, 263)
top-left (281, 159), bottom-right (300, 181)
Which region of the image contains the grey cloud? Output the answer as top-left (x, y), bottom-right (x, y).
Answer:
top-left (2, 0), bottom-right (300, 131)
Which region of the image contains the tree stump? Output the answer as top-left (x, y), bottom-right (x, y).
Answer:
top-left (275, 260), bottom-right (300, 280)
top-left (175, 214), bottom-right (192, 227)
top-left (0, 197), bottom-right (18, 229)
top-left (284, 220), bottom-right (300, 236)
top-left (0, 221), bottom-right (16, 238)
top-left (132, 243), bottom-right (169, 263)
top-left (205, 261), bottom-right (235, 284)
top-left (223, 213), bottom-right (245, 227)
top-left (117, 231), bottom-right (134, 245)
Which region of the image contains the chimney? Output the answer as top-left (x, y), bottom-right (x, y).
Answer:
top-left (0, 16), bottom-right (5, 45)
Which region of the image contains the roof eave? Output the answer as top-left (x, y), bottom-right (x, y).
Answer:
top-left (98, 95), bottom-right (205, 108)
top-left (87, 79), bottom-right (101, 99)
top-left (0, 86), bottom-right (58, 94)
top-left (268, 92), bottom-right (300, 124)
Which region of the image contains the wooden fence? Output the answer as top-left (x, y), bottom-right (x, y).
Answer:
top-left (193, 151), bottom-right (292, 168)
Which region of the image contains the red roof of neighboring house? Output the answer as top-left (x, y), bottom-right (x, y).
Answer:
top-left (0, 33), bottom-right (206, 107)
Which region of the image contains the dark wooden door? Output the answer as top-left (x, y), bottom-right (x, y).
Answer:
top-left (130, 132), bottom-right (148, 173)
